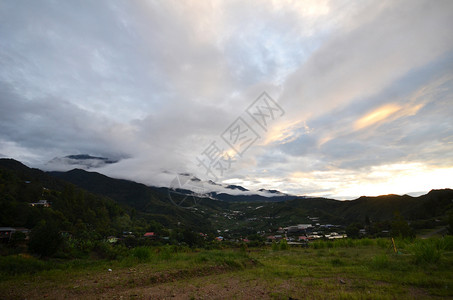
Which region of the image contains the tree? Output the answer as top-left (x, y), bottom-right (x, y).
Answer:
top-left (170, 228), bottom-right (203, 247)
top-left (278, 239), bottom-right (289, 250)
top-left (391, 212), bottom-right (414, 239)
top-left (448, 211), bottom-right (453, 235)
top-left (9, 231), bottom-right (26, 248)
top-left (365, 215), bottom-right (371, 226)
top-left (346, 223), bottom-right (361, 238)
top-left (182, 228), bottom-right (201, 247)
top-left (28, 220), bottom-right (63, 257)
top-left (247, 233), bottom-right (265, 247)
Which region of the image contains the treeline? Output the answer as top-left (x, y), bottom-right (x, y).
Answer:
top-left (0, 167), bottom-right (125, 234)
top-left (0, 162), bottom-right (209, 258)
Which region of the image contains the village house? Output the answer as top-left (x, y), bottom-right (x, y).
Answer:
top-left (29, 200), bottom-right (51, 207)
top-left (0, 227), bottom-right (30, 243)
top-left (143, 232), bottom-right (156, 239)
top-left (107, 236), bottom-right (119, 243)
top-left (284, 224), bottom-right (313, 233)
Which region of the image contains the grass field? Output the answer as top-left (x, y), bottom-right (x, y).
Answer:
top-left (1, 238), bottom-right (453, 299)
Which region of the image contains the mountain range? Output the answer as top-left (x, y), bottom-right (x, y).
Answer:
top-left (1, 158), bottom-right (452, 237)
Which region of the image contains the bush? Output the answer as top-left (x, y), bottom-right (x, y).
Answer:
top-left (376, 238), bottom-right (390, 249)
top-left (448, 211), bottom-right (453, 235)
top-left (333, 238), bottom-right (354, 248)
top-left (9, 231), bottom-right (27, 247)
top-left (62, 238), bottom-right (93, 259)
top-left (279, 239), bottom-right (290, 250)
top-left (28, 221), bottom-right (63, 257)
top-left (345, 223), bottom-right (361, 239)
top-left (157, 245), bottom-right (174, 260)
top-left (94, 241), bottom-right (127, 260)
top-left (435, 236), bottom-right (453, 251)
top-left (311, 240), bottom-right (326, 249)
top-left (272, 241), bottom-right (279, 251)
top-left (412, 240), bottom-right (441, 264)
top-left (391, 212), bottom-right (415, 239)
top-left (370, 254), bottom-right (390, 269)
top-left (0, 255), bottom-right (51, 276)
top-left (271, 239), bottom-right (290, 251)
top-left (132, 246), bottom-right (153, 261)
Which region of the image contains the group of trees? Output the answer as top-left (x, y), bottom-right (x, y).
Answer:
top-left (1, 170), bottom-right (218, 257)
top-left (345, 211), bottom-right (448, 239)
top-left (0, 167), bottom-right (152, 256)
top-left (1, 168), bottom-right (126, 230)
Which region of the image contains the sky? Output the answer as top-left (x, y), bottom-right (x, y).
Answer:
top-left (1, 0), bottom-right (452, 199)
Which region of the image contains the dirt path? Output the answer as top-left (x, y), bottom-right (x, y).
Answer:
top-left (419, 227), bottom-right (448, 239)
top-left (4, 269), bottom-right (275, 299)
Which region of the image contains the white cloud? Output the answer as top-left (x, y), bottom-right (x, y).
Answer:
top-left (0, 0), bottom-right (452, 198)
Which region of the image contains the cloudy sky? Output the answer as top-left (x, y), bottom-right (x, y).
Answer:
top-left (1, 0), bottom-right (452, 199)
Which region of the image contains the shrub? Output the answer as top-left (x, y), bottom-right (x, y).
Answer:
top-left (311, 240), bottom-right (326, 249)
top-left (271, 239), bottom-right (290, 251)
top-left (448, 211), bottom-right (453, 235)
top-left (370, 254), bottom-right (390, 269)
top-left (376, 238), bottom-right (390, 249)
top-left (412, 240), bottom-right (441, 264)
top-left (391, 212), bottom-right (415, 239)
top-left (435, 236), bottom-right (453, 251)
top-left (0, 255), bottom-right (51, 276)
top-left (240, 243), bottom-right (248, 253)
top-left (132, 246), bottom-right (153, 261)
top-left (157, 245), bottom-right (173, 260)
top-left (279, 239), bottom-right (290, 250)
top-left (28, 221), bottom-right (63, 257)
top-left (345, 239), bottom-right (354, 247)
top-left (8, 231), bottom-right (27, 247)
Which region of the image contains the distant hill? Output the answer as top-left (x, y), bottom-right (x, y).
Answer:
top-left (209, 192), bottom-right (296, 203)
top-left (2, 158), bottom-right (452, 235)
top-left (226, 185), bottom-right (249, 191)
top-left (0, 158), bottom-right (126, 234)
top-left (49, 170), bottom-right (297, 205)
top-left (340, 190), bottom-right (453, 221)
top-left (280, 190), bottom-right (453, 223)
top-left (48, 164), bottom-right (453, 225)
top-left (49, 169), bottom-right (166, 210)
top-left (48, 169), bottom-right (213, 231)
top-left (0, 159), bottom-right (213, 233)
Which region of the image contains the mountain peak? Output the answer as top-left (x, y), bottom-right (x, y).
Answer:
top-left (0, 158), bottom-right (31, 171)
top-left (258, 188), bottom-right (286, 195)
top-left (226, 184), bottom-right (249, 191)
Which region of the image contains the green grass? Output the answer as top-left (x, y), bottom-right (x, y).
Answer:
top-left (1, 238), bottom-right (453, 299)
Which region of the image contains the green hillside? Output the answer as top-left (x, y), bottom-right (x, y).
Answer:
top-left (2, 158), bottom-right (452, 242)
top-left (49, 169), bottom-right (212, 231)
top-left (0, 159), bottom-right (125, 238)
top-left (0, 159), bottom-right (214, 240)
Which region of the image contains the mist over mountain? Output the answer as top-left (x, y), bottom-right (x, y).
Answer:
top-left (45, 154), bottom-right (120, 171)
top-left (2, 158), bottom-right (452, 234)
